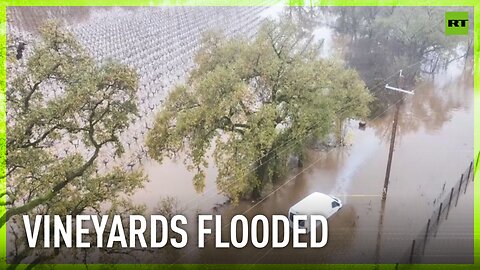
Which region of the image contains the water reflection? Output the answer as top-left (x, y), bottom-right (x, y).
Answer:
top-left (327, 7), bottom-right (473, 113)
top-left (133, 7), bottom-right (473, 263)
top-left (369, 66), bottom-right (473, 142)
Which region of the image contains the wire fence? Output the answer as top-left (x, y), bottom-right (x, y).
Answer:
top-left (397, 156), bottom-right (476, 263)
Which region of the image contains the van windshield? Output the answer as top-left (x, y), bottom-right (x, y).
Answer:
top-left (289, 213), bottom-right (305, 227)
top-left (299, 220), bottom-right (305, 227)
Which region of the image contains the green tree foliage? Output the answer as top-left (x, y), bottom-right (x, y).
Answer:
top-left (333, 7), bottom-right (462, 54)
top-left (331, 7), bottom-right (471, 110)
top-left (147, 19), bottom-right (372, 203)
top-left (4, 21), bottom-right (147, 264)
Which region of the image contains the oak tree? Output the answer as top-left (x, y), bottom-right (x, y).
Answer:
top-left (147, 19), bottom-right (372, 202)
top-left (4, 21), bottom-right (147, 265)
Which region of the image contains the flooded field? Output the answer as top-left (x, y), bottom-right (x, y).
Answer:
top-left (177, 70), bottom-right (474, 264)
top-left (7, 6), bottom-right (474, 265)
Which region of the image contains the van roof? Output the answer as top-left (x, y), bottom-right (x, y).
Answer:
top-left (290, 192), bottom-right (334, 215)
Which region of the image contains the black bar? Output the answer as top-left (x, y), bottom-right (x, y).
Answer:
top-left (424, 219), bottom-right (431, 240)
top-left (456, 174), bottom-right (463, 207)
top-left (465, 171), bottom-right (470, 194)
top-left (467, 161), bottom-right (473, 181)
top-left (446, 187), bottom-right (454, 219)
top-left (437, 203), bottom-right (443, 224)
top-left (410, 240), bottom-right (416, 263)
top-left (423, 219), bottom-right (431, 254)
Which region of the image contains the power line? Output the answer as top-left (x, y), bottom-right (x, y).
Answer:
top-left (169, 86), bottom-right (412, 267)
top-left (243, 93), bottom-right (409, 215)
top-left (179, 59), bottom-right (423, 211)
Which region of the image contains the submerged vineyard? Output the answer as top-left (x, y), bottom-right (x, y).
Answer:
top-left (7, 6), bottom-right (272, 173)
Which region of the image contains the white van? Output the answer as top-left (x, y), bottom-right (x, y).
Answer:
top-left (288, 192), bottom-right (342, 233)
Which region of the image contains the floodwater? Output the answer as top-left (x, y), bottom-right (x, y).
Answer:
top-left (126, 60), bottom-right (474, 264)
top-left (7, 6), bottom-right (474, 265)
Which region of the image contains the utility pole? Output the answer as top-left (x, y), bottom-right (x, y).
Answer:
top-left (381, 71), bottom-right (414, 201)
top-left (375, 70), bottom-right (413, 264)
top-left (382, 102), bottom-right (400, 201)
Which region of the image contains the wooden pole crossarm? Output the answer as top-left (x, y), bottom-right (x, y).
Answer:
top-left (385, 84), bottom-right (415, 95)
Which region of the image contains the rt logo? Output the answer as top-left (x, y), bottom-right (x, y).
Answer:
top-left (445, 12), bottom-right (469, 35)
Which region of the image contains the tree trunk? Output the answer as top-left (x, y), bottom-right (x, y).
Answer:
top-left (253, 150), bottom-right (278, 199)
top-left (335, 117), bottom-right (345, 146)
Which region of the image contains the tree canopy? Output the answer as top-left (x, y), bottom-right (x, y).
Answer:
top-left (146, 18), bottom-right (372, 202)
top-left (331, 7), bottom-right (473, 90)
top-left (4, 21), bottom-right (147, 265)
top-left (330, 7), bottom-right (472, 110)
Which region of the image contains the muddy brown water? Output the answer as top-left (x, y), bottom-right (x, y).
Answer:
top-left (129, 64), bottom-right (474, 264)
top-left (7, 6), bottom-right (474, 264)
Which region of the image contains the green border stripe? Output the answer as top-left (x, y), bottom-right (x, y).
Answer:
top-left (474, 3), bottom-right (480, 268)
top-left (0, 0), bottom-right (478, 6)
top-left (0, 4), bottom-right (6, 267)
